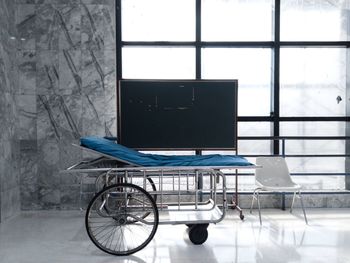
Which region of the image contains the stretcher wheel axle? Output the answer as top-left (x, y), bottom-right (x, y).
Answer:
top-left (188, 224), bottom-right (209, 245)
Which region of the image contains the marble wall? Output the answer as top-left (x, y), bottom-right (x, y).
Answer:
top-left (0, 0), bottom-right (21, 221)
top-left (15, 0), bottom-right (117, 210)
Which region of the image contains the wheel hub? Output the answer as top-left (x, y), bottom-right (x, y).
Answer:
top-left (115, 215), bottom-right (128, 226)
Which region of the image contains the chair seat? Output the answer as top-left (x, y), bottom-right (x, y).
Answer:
top-left (258, 183), bottom-right (301, 192)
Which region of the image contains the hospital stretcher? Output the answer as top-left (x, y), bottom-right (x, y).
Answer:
top-left (64, 136), bottom-right (257, 256)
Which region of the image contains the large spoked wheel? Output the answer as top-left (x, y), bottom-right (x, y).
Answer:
top-left (85, 183), bottom-right (159, 256)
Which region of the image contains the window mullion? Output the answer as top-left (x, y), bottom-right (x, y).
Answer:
top-left (196, 0), bottom-right (201, 79)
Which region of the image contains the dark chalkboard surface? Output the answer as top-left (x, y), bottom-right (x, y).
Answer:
top-left (118, 80), bottom-right (238, 150)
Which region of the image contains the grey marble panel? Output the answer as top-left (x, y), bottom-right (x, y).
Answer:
top-left (36, 50), bottom-right (59, 94)
top-left (0, 48), bottom-right (18, 96)
top-left (0, 0), bottom-right (22, 219)
top-left (52, 0), bottom-right (80, 4)
top-left (37, 95), bottom-right (62, 141)
top-left (36, 4), bottom-right (59, 50)
top-left (2, 93), bottom-right (17, 137)
top-left (20, 148), bottom-right (40, 210)
top-left (56, 94), bottom-right (82, 139)
top-left (1, 187), bottom-right (21, 221)
top-left (82, 89), bottom-right (106, 136)
top-left (37, 138), bottom-right (61, 208)
top-left (81, 49), bottom-right (116, 136)
top-left (56, 5), bottom-right (81, 50)
top-left (17, 94), bottom-right (37, 140)
top-left (1, 144), bottom-right (20, 193)
top-left (16, 0), bottom-right (47, 3)
top-left (0, 45), bottom-right (10, 94)
top-left (60, 185), bottom-right (80, 209)
top-left (81, 0), bottom-right (110, 4)
top-left (37, 94), bottom-right (82, 141)
top-left (59, 136), bottom-right (82, 168)
top-left (104, 49), bottom-right (116, 116)
top-left (81, 4), bottom-right (115, 50)
top-left (59, 49), bottom-right (81, 94)
top-left (101, 4), bottom-right (115, 50)
top-left (16, 4), bottom-right (36, 50)
top-left (81, 49), bottom-right (104, 93)
top-left (104, 113), bottom-right (117, 137)
top-left (17, 50), bottom-right (36, 95)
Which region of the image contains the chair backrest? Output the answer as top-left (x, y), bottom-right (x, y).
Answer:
top-left (255, 157), bottom-right (294, 187)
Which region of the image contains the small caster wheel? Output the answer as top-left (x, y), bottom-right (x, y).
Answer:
top-left (240, 214), bottom-right (245, 220)
top-left (188, 224), bottom-right (208, 245)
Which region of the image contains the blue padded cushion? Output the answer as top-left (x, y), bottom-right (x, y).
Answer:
top-left (80, 136), bottom-right (253, 167)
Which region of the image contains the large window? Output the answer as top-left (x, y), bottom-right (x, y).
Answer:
top-left (117, 0), bottom-right (350, 190)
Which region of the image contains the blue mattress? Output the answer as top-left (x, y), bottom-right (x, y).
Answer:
top-left (80, 136), bottom-right (253, 167)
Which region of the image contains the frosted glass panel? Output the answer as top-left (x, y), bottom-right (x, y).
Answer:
top-left (122, 0), bottom-right (195, 41)
top-left (280, 122), bottom-right (346, 136)
top-left (202, 0), bottom-right (274, 41)
top-left (280, 48), bottom-right (346, 117)
top-left (280, 123), bottom-right (346, 190)
top-left (122, 47), bottom-right (195, 79)
top-left (280, 122), bottom-right (345, 154)
top-left (202, 48), bottom-right (272, 116)
top-left (281, 0), bottom-right (350, 41)
top-left (286, 158), bottom-right (345, 190)
top-left (237, 122), bottom-right (272, 155)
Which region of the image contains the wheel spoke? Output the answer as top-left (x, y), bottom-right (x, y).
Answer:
top-left (86, 183), bottom-right (158, 255)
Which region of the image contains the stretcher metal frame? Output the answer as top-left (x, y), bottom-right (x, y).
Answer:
top-left (63, 144), bottom-right (258, 256)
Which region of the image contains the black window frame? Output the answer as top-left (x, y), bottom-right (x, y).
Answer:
top-left (115, 0), bottom-right (350, 156)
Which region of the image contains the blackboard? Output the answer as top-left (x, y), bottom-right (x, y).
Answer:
top-left (118, 80), bottom-right (238, 150)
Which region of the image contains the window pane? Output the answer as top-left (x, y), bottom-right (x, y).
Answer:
top-left (286, 158), bottom-right (345, 190)
top-left (281, 122), bottom-right (346, 190)
top-left (238, 122), bottom-right (272, 155)
top-left (281, 122), bottom-right (345, 155)
top-left (122, 0), bottom-right (195, 41)
top-left (281, 0), bottom-right (350, 41)
top-left (280, 121), bottom-right (346, 136)
top-left (122, 47), bottom-right (195, 79)
top-left (280, 48), bottom-right (346, 117)
top-left (202, 48), bottom-right (272, 116)
top-left (202, 0), bottom-right (274, 41)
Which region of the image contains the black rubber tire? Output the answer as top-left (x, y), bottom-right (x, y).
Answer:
top-left (240, 214), bottom-right (245, 220)
top-left (188, 224), bottom-right (209, 245)
top-left (145, 177), bottom-right (157, 202)
top-left (85, 183), bottom-right (159, 256)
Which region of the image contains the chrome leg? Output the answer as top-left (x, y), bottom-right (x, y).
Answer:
top-left (257, 191), bottom-right (262, 225)
top-left (298, 191), bottom-right (308, 225)
top-left (290, 191), bottom-right (297, 213)
top-left (250, 189), bottom-right (257, 214)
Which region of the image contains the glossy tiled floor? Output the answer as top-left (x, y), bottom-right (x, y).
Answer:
top-left (0, 209), bottom-right (349, 263)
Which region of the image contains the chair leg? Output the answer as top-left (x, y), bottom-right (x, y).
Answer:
top-left (290, 191), bottom-right (297, 213)
top-left (250, 190), bottom-right (257, 214)
top-left (257, 192), bottom-right (262, 225)
top-left (298, 191), bottom-right (308, 225)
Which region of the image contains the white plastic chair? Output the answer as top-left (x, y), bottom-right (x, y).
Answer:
top-left (250, 157), bottom-right (308, 225)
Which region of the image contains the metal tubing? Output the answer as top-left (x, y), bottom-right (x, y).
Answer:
top-left (299, 191), bottom-right (308, 224)
top-left (290, 191), bottom-right (297, 213)
top-left (257, 191), bottom-right (262, 225)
